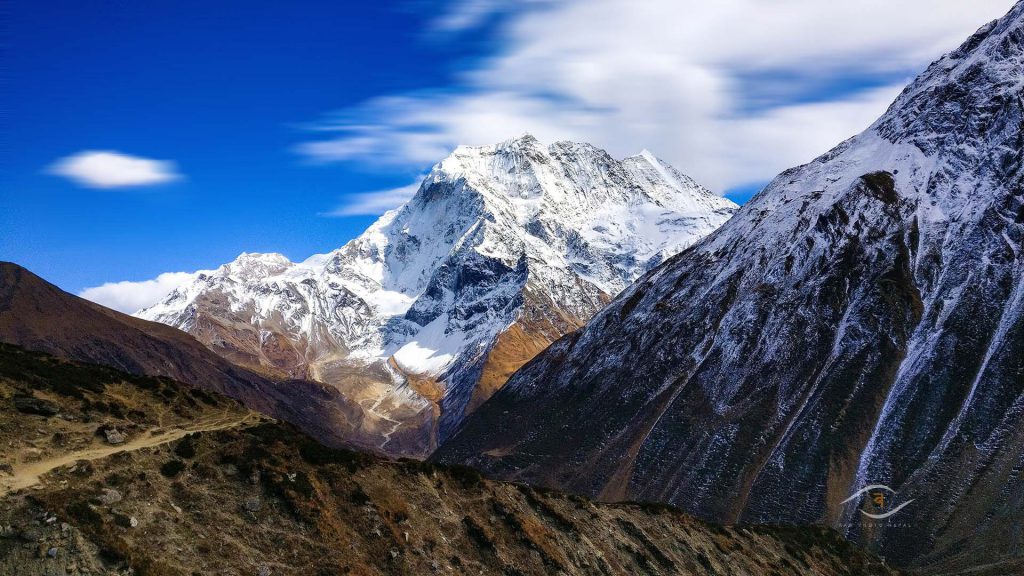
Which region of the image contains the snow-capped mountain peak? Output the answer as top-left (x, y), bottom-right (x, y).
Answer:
top-left (139, 137), bottom-right (736, 456)
top-left (223, 252), bottom-right (293, 279)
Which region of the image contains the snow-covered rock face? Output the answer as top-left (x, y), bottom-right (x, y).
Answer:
top-left (138, 136), bottom-right (735, 456)
top-left (436, 5), bottom-right (1024, 572)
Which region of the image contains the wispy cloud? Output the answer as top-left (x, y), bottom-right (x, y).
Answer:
top-left (79, 271), bottom-right (200, 313)
top-left (298, 0), bottom-right (1014, 194)
top-left (324, 179), bottom-right (424, 217)
top-left (430, 0), bottom-right (509, 33)
top-left (48, 150), bottom-right (182, 189)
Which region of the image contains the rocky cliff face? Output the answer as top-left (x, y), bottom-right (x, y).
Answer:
top-left (436, 4), bottom-right (1024, 572)
top-left (138, 137), bottom-right (736, 456)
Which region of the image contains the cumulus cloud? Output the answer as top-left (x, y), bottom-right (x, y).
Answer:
top-left (324, 179), bottom-right (424, 217)
top-left (48, 150), bottom-right (182, 189)
top-left (79, 271), bottom-right (200, 313)
top-left (298, 0), bottom-right (1014, 194)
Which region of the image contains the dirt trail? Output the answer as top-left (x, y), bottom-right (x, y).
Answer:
top-left (0, 410), bottom-right (262, 496)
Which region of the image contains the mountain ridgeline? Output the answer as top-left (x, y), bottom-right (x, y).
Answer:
top-left (137, 138), bottom-right (736, 456)
top-left (436, 4), bottom-right (1024, 573)
top-left (0, 262), bottom-right (389, 454)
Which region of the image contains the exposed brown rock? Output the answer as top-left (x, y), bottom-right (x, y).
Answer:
top-left (470, 321), bottom-right (561, 414)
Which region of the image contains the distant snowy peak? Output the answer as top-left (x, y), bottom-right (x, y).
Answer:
top-left (225, 252), bottom-right (293, 276)
top-left (406, 134), bottom-right (736, 287)
top-left (138, 136), bottom-right (736, 455)
top-left (429, 134), bottom-right (731, 213)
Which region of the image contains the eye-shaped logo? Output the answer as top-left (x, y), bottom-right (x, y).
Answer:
top-left (841, 484), bottom-right (914, 519)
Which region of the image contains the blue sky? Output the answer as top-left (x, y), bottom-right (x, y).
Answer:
top-left (2, 0), bottom-right (1014, 310)
top-left (3, 1), bottom-right (475, 294)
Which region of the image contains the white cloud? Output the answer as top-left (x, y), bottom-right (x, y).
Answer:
top-left (298, 0), bottom-right (1015, 193)
top-left (324, 179), bottom-right (424, 217)
top-left (79, 271), bottom-right (199, 313)
top-left (48, 150), bottom-right (182, 189)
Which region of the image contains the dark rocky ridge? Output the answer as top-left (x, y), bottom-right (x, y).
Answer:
top-left (436, 4), bottom-right (1024, 573)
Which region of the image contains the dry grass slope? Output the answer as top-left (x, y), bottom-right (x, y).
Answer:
top-left (0, 345), bottom-right (898, 576)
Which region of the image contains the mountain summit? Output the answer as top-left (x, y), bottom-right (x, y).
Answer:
top-left (138, 136), bottom-right (736, 455)
top-left (437, 4), bottom-right (1024, 572)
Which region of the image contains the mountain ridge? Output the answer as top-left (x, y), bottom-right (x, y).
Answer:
top-left (0, 343), bottom-right (897, 575)
top-left (435, 5), bottom-right (1024, 572)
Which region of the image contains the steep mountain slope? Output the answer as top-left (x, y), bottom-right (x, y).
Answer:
top-left (138, 137), bottom-right (736, 454)
top-left (0, 345), bottom-right (896, 576)
top-left (0, 262), bottom-right (418, 454)
top-left (436, 5), bottom-right (1024, 572)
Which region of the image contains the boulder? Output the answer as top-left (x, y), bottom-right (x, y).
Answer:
top-left (97, 488), bottom-right (122, 506)
top-left (103, 428), bottom-right (127, 445)
top-left (13, 395), bottom-right (59, 417)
